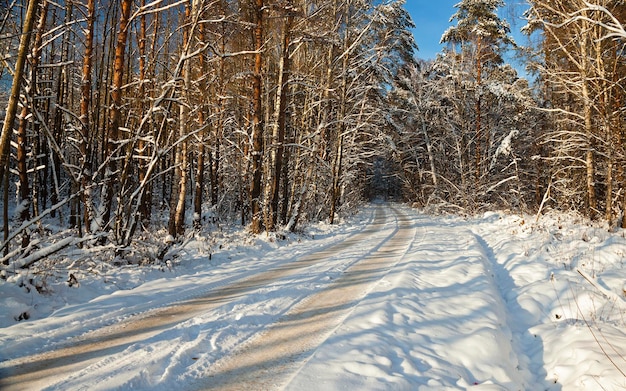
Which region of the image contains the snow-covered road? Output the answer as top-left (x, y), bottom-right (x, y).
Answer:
top-left (1, 205), bottom-right (416, 390)
top-left (284, 213), bottom-right (540, 390)
top-left (194, 206), bottom-right (415, 390)
top-left (1, 204), bottom-right (625, 390)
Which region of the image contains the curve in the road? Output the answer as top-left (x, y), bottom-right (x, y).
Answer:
top-left (193, 207), bottom-right (415, 390)
top-left (0, 205), bottom-right (409, 390)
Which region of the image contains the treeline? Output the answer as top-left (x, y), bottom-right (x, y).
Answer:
top-left (390, 0), bottom-right (625, 227)
top-left (1, 0), bottom-right (625, 270)
top-left (0, 0), bottom-right (415, 265)
top-left (525, 0), bottom-right (626, 224)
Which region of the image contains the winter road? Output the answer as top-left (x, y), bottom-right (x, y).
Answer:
top-left (0, 204), bottom-right (543, 389)
top-left (0, 205), bottom-right (417, 390)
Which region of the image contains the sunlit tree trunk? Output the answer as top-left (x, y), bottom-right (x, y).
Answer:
top-left (169, 1), bottom-right (192, 238)
top-left (250, 0), bottom-right (265, 234)
top-left (14, 0), bottom-right (48, 248)
top-left (79, 0), bottom-right (95, 234)
top-left (0, 0), bottom-right (40, 194)
top-left (329, 0), bottom-right (349, 225)
top-left (474, 35), bottom-right (483, 181)
top-left (266, 7), bottom-right (293, 232)
top-left (193, 10), bottom-right (211, 231)
top-left (137, 0), bottom-right (150, 226)
top-left (102, 0), bottom-right (132, 233)
top-left (580, 13), bottom-right (597, 219)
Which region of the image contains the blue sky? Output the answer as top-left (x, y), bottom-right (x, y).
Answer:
top-left (403, 1), bottom-right (529, 61)
top-left (404, 0), bottom-right (459, 60)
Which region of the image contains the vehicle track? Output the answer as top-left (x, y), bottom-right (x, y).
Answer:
top-left (193, 207), bottom-right (415, 390)
top-left (0, 205), bottom-right (414, 390)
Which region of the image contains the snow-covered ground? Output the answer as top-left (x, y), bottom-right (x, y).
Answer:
top-left (1, 204), bottom-right (626, 390)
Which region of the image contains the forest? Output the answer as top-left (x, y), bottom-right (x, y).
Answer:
top-left (0, 0), bottom-right (625, 270)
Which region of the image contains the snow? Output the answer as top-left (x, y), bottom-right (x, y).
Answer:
top-left (1, 204), bottom-right (626, 390)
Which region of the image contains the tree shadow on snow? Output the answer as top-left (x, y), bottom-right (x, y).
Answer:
top-left (472, 233), bottom-right (562, 390)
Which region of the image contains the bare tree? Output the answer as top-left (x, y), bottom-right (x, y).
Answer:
top-left (264, 1), bottom-right (296, 232)
top-left (0, 0), bottom-right (40, 197)
top-left (525, 0), bottom-right (625, 221)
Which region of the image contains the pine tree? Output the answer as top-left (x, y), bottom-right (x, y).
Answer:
top-left (441, 0), bottom-right (514, 181)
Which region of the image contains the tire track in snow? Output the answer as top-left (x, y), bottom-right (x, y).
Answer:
top-left (0, 204), bottom-right (382, 363)
top-left (191, 207), bottom-right (415, 390)
top-left (0, 206), bottom-right (395, 391)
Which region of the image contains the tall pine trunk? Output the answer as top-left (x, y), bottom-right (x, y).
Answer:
top-left (79, 0), bottom-right (95, 234)
top-left (329, 0), bottom-right (349, 225)
top-left (137, 0), bottom-right (150, 226)
top-left (474, 35), bottom-right (483, 182)
top-left (15, 0), bottom-right (48, 247)
top-left (0, 0), bottom-right (40, 194)
top-left (249, 0), bottom-right (265, 234)
top-left (193, 17), bottom-right (208, 231)
top-left (102, 0), bottom-right (132, 233)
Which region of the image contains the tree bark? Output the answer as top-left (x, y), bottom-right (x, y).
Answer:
top-left (15, 0), bottom-right (48, 247)
top-left (193, 14), bottom-right (209, 231)
top-left (474, 35), bottom-right (483, 182)
top-left (0, 0), bottom-right (40, 193)
top-left (421, 120), bottom-right (438, 188)
top-left (581, 21), bottom-right (597, 219)
top-left (169, 2), bottom-right (192, 238)
top-left (249, 0), bottom-right (265, 234)
top-left (266, 8), bottom-right (292, 232)
top-left (137, 0), bottom-right (150, 226)
top-left (329, 0), bottom-right (349, 225)
top-left (79, 0), bottom-right (95, 234)
top-left (102, 0), bottom-right (132, 232)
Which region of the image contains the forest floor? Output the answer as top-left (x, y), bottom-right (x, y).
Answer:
top-left (1, 203), bottom-right (626, 390)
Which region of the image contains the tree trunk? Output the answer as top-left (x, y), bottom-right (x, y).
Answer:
top-left (249, 0), bottom-right (265, 234)
top-left (168, 135), bottom-right (188, 238)
top-left (581, 29), bottom-right (597, 219)
top-left (0, 0), bottom-right (40, 192)
top-left (266, 9), bottom-right (292, 232)
top-left (193, 16), bottom-right (209, 231)
top-left (280, 116), bottom-right (292, 226)
top-left (421, 120), bottom-right (438, 188)
top-left (3, 161), bottom-right (8, 258)
top-left (137, 0), bottom-right (150, 226)
top-left (474, 35), bottom-right (483, 182)
top-left (15, 110), bottom-right (30, 243)
top-left (102, 0), bottom-right (132, 232)
top-left (15, 0), bottom-right (48, 247)
top-left (169, 2), bottom-right (192, 238)
top-left (329, 132), bottom-right (344, 225)
top-left (79, 0), bottom-right (95, 234)
top-left (329, 0), bottom-right (349, 225)
top-left (194, 135), bottom-right (205, 230)
top-left (210, 23), bottom-right (227, 208)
